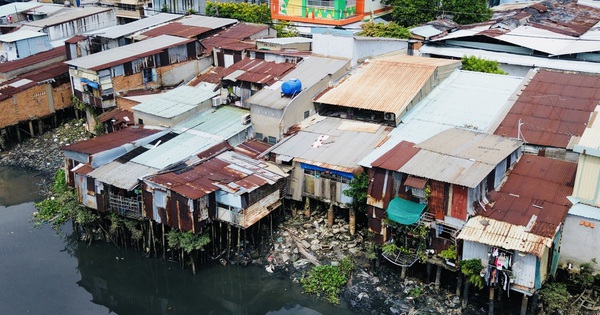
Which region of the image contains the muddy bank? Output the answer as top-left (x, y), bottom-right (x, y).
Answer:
top-left (0, 120), bottom-right (89, 175)
top-left (255, 209), bottom-right (480, 315)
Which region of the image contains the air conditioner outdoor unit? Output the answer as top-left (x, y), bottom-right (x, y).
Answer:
top-left (241, 114), bottom-right (251, 125)
top-left (384, 112), bottom-right (395, 121)
top-left (212, 97), bottom-right (224, 107)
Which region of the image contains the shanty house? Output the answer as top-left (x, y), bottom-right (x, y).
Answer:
top-left (246, 56), bottom-right (350, 143)
top-left (314, 55), bottom-right (460, 126)
top-left (139, 15), bottom-right (237, 41)
top-left (66, 34), bottom-right (206, 126)
top-left (361, 69), bottom-right (525, 242)
top-left (459, 155), bottom-right (576, 299)
top-left (560, 105), bottom-right (600, 272)
top-left (83, 106), bottom-right (252, 218)
top-left (0, 31), bottom-right (52, 62)
top-left (270, 115), bottom-right (391, 207)
top-left (61, 127), bottom-right (169, 210)
top-left (143, 146), bottom-right (287, 231)
top-left (0, 46), bottom-right (66, 82)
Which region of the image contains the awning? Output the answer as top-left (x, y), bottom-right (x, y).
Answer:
top-left (404, 175), bottom-right (427, 189)
top-left (386, 197), bottom-right (426, 225)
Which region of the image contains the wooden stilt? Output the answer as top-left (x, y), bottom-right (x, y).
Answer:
top-left (37, 120), bottom-right (43, 136)
top-left (28, 121), bottom-right (34, 137)
top-left (488, 287), bottom-right (495, 315)
top-left (304, 197), bottom-right (310, 217)
top-left (349, 208), bottom-right (356, 235)
top-left (462, 282), bottom-right (470, 309)
top-left (520, 294), bottom-right (529, 315)
top-left (162, 224), bottom-right (166, 259)
top-left (237, 227), bottom-right (241, 257)
top-left (435, 265), bottom-right (442, 290)
top-left (16, 125), bottom-right (21, 143)
top-left (401, 266), bottom-right (407, 280)
top-left (227, 224), bottom-right (232, 260)
top-left (456, 273), bottom-right (463, 297)
top-left (427, 262), bottom-right (433, 283)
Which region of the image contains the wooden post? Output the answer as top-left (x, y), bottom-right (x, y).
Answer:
top-left (401, 266), bottom-right (407, 280)
top-left (16, 125), bottom-right (21, 143)
top-left (349, 208), bottom-right (356, 235)
top-left (328, 179), bottom-right (336, 228)
top-left (435, 265), bottom-right (442, 290)
top-left (520, 294), bottom-right (529, 315)
top-left (327, 202), bottom-right (334, 228)
top-left (304, 196), bottom-right (310, 217)
top-left (37, 120), bottom-right (43, 136)
top-left (237, 227), bottom-right (241, 257)
top-left (53, 114), bottom-right (57, 128)
top-left (462, 282), bottom-right (470, 309)
top-left (456, 273), bottom-right (463, 297)
top-left (291, 203), bottom-right (297, 217)
top-left (427, 262), bottom-right (433, 282)
top-left (28, 121), bottom-right (34, 137)
top-left (162, 224), bottom-right (166, 259)
top-left (488, 287), bottom-right (495, 315)
top-left (227, 224), bottom-right (232, 260)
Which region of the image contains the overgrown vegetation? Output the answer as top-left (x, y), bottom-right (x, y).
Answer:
top-left (343, 172), bottom-right (369, 214)
top-left (384, 0), bottom-right (492, 27)
top-left (167, 229), bottom-right (211, 274)
top-left (33, 169), bottom-right (99, 233)
top-left (272, 20), bottom-right (298, 38)
top-left (383, 221), bottom-right (429, 262)
top-left (206, 2), bottom-right (271, 24)
top-left (359, 21), bottom-right (410, 39)
top-left (461, 55), bottom-right (507, 75)
top-left (460, 258), bottom-right (484, 289)
top-left (571, 259), bottom-right (600, 289)
top-left (301, 257), bottom-right (355, 304)
top-left (440, 244), bottom-right (457, 261)
top-left (538, 282), bottom-right (570, 314)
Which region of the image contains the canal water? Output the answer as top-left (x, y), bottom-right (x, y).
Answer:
top-left (0, 167), bottom-right (356, 315)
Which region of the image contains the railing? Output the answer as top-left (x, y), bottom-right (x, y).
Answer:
top-left (218, 207), bottom-right (246, 228)
top-left (108, 192), bottom-right (142, 219)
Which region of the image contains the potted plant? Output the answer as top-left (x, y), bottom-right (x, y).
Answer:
top-left (440, 245), bottom-right (457, 267)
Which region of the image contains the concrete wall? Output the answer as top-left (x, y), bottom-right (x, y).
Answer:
top-left (313, 33), bottom-right (407, 66)
top-left (560, 214), bottom-right (600, 271)
top-left (0, 81), bottom-right (71, 128)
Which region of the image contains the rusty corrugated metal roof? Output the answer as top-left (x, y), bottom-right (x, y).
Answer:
top-left (0, 47), bottom-right (65, 73)
top-left (314, 59), bottom-right (436, 114)
top-left (221, 58), bottom-right (295, 85)
top-left (404, 176), bottom-right (427, 189)
top-left (97, 108), bottom-right (134, 125)
top-left (64, 35), bottom-right (87, 44)
top-left (62, 127), bottom-right (162, 154)
top-left (0, 63), bottom-right (69, 101)
top-left (494, 69), bottom-right (600, 148)
top-left (234, 140), bottom-right (271, 159)
top-left (371, 140), bottom-right (419, 171)
top-left (140, 23), bottom-right (213, 38)
top-left (481, 154), bottom-right (577, 239)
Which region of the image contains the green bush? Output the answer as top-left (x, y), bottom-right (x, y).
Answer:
top-left (461, 55), bottom-right (507, 75)
top-left (359, 21), bottom-right (410, 39)
top-left (206, 2), bottom-right (271, 24)
top-left (301, 258), bottom-right (354, 305)
top-left (460, 258), bottom-right (484, 289)
top-left (538, 282), bottom-right (570, 314)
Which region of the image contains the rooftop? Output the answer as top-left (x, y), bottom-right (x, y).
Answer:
top-left (0, 46), bottom-right (65, 74)
top-left (131, 83), bottom-right (218, 119)
top-left (0, 2), bottom-right (41, 18)
top-left (0, 62), bottom-right (68, 101)
top-left (23, 7), bottom-right (112, 28)
top-left (314, 55), bottom-right (459, 114)
top-left (494, 69), bottom-right (600, 149)
top-left (271, 116), bottom-right (392, 174)
top-left (246, 56), bottom-right (350, 110)
top-left (360, 69), bottom-right (524, 167)
top-left (573, 105), bottom-right (600, 155)
top-left (86, 13), bottom-right (182, 39)
top-left (398, 128), bottom-right (521, 188)
top-left (61, 127), bottom-right (163, 155)
top-left (65, 35), bottom-right (193, 71)
top-left (221, 58), bottom-right (296, 85)
top-left (0, 30), bottom-right (47, 42)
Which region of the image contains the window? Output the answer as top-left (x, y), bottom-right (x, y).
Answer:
top-left (268, 136), bottom-right (277, 144)
top-left (138, 118), bottom-right (144, 125)
top-left (304, 110), bottom-right (310, 119)
top-left (255, 132), bottom-right (263, 141)
top-left (142, 68), bottom-right (156, 83)
top-left (307, 0), bottom-right (334, 7)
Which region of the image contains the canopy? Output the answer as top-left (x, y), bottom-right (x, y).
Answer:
top-left (386, 197), bottom-right (426, 225)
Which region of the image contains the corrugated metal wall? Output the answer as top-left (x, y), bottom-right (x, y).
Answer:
top-left (513, 253), bottom-right (537, 290)
top-left (573, 154), bottom-right (600, 206)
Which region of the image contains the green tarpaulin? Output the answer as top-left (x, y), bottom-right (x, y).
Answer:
top-left (386, 197), bottom-right (426, 225)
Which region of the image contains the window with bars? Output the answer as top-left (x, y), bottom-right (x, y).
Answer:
top-left (307, 0), bottom-right (334, 7)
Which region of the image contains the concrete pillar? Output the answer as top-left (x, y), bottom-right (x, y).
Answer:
top-left (427, 262), bottom-right (433, 282)
top-left (304, 197), bottom-right (310, 217)
top-left (28, 121), bottom-right (34, 137)
top-left (401, 266), bottom-right (407, 280)
top-left (520, 294), bottom-right (529, 315)
top-left (456, 273), bottom-right (463, 297)
top-left (435, 265), bottom-right (442, 290)
top-left (488, 287), bottom-right (495, 315)
top-left (327, 202), bottom-right (334, 228)
top-left (349, 208), bottom-right (355, 235)
top-left (37, 120), bottom-right (43, 136)
top-left (16, 125), bottom-right (21, 143)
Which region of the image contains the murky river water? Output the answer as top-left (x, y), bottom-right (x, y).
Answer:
top-left (0, 167), bottom-right (356, 315)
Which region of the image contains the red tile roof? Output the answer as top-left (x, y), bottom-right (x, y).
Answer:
top-left (0, 47), bottom-right (66, 73)
top-left (483, 155), bottom-right (577, 238)
top-left (371, 140), bottom-right (420, 171)
top-left (494, 69), bottom-right (600, 148)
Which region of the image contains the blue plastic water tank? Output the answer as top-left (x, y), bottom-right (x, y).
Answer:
top-left (281, 79), bottom-right (302, 96)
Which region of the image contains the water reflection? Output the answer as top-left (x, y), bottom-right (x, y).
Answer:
top-left (0, 166), bottom-right (356, 315)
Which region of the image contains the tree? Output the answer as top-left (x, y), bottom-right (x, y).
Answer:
top-left (384, 0), bottom-right (438, 27)
top-left (460, 258), bottom-right (484, 309)
top-left (272, 20), bottom-right (298, 38)
top-left (343, 172), bottom-right (369, 235)
top-left (384, 0), bottom-right (492, 27)
top-left (443, 0), bottom-right (492, 25)
top-left (205, 2), bottom-right (271, 24)
top-left (359, 21), bottom-right (410, 39)
top-left (461, 55), bottom-right (507, 74)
